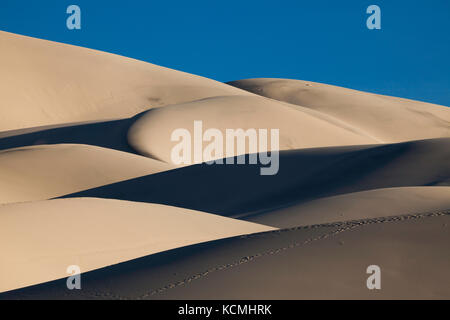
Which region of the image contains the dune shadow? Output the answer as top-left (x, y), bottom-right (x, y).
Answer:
top-left (60, 138), bottom-right (450, 217)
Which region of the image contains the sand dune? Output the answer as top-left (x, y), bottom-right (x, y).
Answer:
top-left (228, 78), bottom-right (450, 143)
top-left (0, 94), bottom-right (380, 164)
top-left (0, 198), bottom-right (274, 293)
top-left (0, 31), bottom-right (248, 132)
top-left (0, 32), bottom-right (449, 300)
top-left (63, 138), bottom-right (450, 217)
top-left (0, 117), bottom-right (137, 154)
top-left (3, 211), bottom-right (448, 299)
top-left (128, 95), bottom-right (379, 163)
top-left (243, 186), bottom-right (450, 228)
top-left (0, 144), bottom-right (173, 204)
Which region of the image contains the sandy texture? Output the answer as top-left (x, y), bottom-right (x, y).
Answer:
top-left (228, 78), bottom-right (450, 142)
top-left (0, 144), bottom-right (173, 204)
top-left (0, 198), bottom-right (274, 293)
top-left (128, 95), bottom-right (379, 162)
top-left (0, 32), bottom-right (449, 299)
top-left (0, 31), bottom-right (248, 132)
top-left (63, 139), bottom-right (450, 217)
top-left (2, 211), bottom-right (448, 299)
top-left (243, 186), bottom-right (450, 228)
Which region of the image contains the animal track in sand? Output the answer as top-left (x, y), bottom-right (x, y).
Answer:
top-left (57, 210), bottom-right (449, 300)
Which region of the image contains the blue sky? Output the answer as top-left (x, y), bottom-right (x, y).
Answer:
top-left (0, 0), bottom-right (449, 106)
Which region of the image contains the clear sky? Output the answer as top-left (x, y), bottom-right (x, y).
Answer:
top-left (0, 0), bottom-right (449, 106)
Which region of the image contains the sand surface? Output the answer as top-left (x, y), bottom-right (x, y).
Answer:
top-left (127, 95), bottom-right (379, 162)
top-left (0, 198), bottom-right (274, 293)
top-left (229, 78), bottom-right (450, 143)
top-left (62, 139), bottom-right (450, 217)
top-left (2, 211), bottom-right (448, 299)
top-left (243, 186), bottom-right (450, 228)
top-left (0, 144), bottom-right (173, 204)
top-left (0, 32), bottom-right (449, 299)
top-left (0, 31), bottom-right (247, 132)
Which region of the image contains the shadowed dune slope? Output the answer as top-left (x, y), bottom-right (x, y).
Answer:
top-left (228, 78), bottom-right (450, 142)
top-left (0, 31), bottom-right (248, 132)
top-left (0, 198), bottom-right (274, 293)
top-left (0, 144), bottom-right (173, 205)
top-left (243, 186), bottom-right (450, 228)
top-left (0, 117), bottom-right (136, 154)
top-left (62, 138), bottom-right (450, 217)
top-left (3, 211), bottom-right (449, 299)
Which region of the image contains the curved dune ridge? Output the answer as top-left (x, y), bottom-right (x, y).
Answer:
top-left (127, 95), bottom-right (379, 164)
top-left (0, 198), bottom-right (275, 293)
top-left (243, 186), bottom-right (450, 228)
top-left (0, 144), bottom-right (173, 205)
top-left (0, 31), bottom-right (248, 132)
top-left (228, 78), bottom-right (450, 143)
top-left (63, 138), bottom-right (450, 217)
top-left (0, 32), bottom-right (449, 299)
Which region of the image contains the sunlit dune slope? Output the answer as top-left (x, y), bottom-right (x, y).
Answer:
top-left (0, 31), bottom-right (248, 132)
top-left (243, 186), bottom-right (450, 228)
top-left (228, 78), bottom-right (450, 142)
top-left (127, 95), bottom-right (379, 163)
top-left (0, 144), bottom-right (173, 204)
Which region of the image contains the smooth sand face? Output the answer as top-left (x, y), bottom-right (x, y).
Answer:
top-left (3, 212), bottom-right (448, 300)
top-left (244, 186), bottom-right (450, 228)
top-left (127, 95), bottom-right (379, 164)
top-left (0, 32), bottom-right (449, 299)
top-left (144, 212), bottom-right (449, 300)
top-left (0, 198), bottom-right (275, 293)
top-left (0, 31), bottom-right (248, 132)
top-left (63, 138), bottom-right (450, 217)
top-left (0, 144), bottom-right (173, 204)
top-left (228, 78), bottom-right (450, 143)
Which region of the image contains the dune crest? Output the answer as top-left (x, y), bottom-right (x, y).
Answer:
top-left (127, 95), bottom-right (379, 164)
